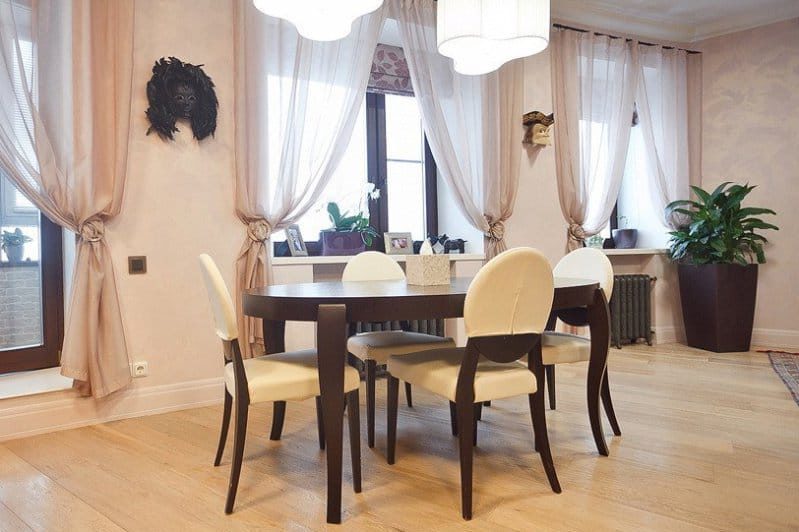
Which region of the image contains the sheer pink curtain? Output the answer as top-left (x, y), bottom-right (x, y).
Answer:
top-left (232, 0), bottom-right (385, 356)
top-left (0, 0), bottom-right (135, 397)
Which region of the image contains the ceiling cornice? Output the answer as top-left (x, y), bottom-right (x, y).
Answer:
top-left (552, 0), bottom-right (799, 44)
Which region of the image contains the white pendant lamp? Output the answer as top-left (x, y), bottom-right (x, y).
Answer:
top-left (253, 0), bottom-right (384, 41)
top-left (437, 0), bottom-right (550, 76)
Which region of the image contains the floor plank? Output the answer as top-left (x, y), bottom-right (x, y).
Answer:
top-left (1, 343), bottom-right (798, 531)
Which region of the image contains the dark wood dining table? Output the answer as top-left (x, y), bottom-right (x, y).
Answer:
top-left (243, 276), bottom-right (610, 524)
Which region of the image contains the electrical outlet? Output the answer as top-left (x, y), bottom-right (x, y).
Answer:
top-left (131, 361), bottom-right (149, 378)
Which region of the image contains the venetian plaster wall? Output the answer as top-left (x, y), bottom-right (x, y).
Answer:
top-left (697, 18), bottom-right (799, 348)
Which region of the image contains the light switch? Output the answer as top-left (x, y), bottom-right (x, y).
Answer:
top-left (128, 256), bottom-right (147, 274)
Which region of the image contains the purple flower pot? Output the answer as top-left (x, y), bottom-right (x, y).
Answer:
top-left (320, 231), bottom-right (366, 256)
top-left (611, 229), bottom-right (638, 249)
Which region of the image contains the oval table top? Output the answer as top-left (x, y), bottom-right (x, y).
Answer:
top-left (243, 277), bottom-right (600, 322)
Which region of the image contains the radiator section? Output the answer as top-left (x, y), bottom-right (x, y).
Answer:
top-left (609, 275), bottom-right (653, 348)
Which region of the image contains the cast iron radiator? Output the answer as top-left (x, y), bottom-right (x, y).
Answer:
top-left (609, 275), bottom-right (654, 348)
top-left (348, 320), bottom-right (446, 374)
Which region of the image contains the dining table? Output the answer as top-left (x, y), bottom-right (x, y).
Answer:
top-left (243, 275), bottom-right (610, 524)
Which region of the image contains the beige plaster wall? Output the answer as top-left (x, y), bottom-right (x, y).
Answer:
top-left (697, 18), bottom-right (799, 348)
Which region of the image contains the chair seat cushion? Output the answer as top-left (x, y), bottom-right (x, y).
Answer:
top-left (347, 331), bottom-right (455, 364)
top-left (387, 348), bottom-right (536, 403)
top-left (542, 332), bottom-right (591, 365)
top-left (224, 349), bottom-right (361, 404)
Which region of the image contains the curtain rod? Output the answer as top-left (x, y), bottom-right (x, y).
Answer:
top-left (552, 23), bottom-right (701, 54)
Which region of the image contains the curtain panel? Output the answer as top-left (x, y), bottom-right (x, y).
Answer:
top-left (389, 0), bottom-right (525, 260)
top-left (0, 0), bottom-right (135, 397)
top-left (232, 0), bottom-right (385, 357)
top-left (551, 28), bottom-right (639, 251)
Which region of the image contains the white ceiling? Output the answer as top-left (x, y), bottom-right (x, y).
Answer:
top-left (553, 0), bottom-right (799, 42)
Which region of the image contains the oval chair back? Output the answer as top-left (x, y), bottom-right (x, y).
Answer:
top-left (343, 251), bottom-right (405, 282)
top-left (198, 254), bottom-right (239, 342)
top-left (553, 247), bottom-right (614, 298)
top-left (464, 247), bottom-right (554, 340)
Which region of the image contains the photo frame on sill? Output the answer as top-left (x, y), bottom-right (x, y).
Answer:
top-left (384, 232), bottom-right (413, 255)
top-left (285, 224), bottom-right (308, 257)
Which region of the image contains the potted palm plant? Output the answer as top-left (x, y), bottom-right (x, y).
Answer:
top-left (1, 228), bottom-right (32, 263)
top-left (667, 182), bottom-right (778, 352)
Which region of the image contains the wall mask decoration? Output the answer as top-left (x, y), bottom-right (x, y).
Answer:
top-left (522, 111), bottom-right (554, 146)
top-left (146, 57), bottom-right (218, 141)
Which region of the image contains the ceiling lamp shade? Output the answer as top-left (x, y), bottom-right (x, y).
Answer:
top-left (437, 0), bottom-right (550, 76)
top-left (253, 0), bottom-right (384, 41)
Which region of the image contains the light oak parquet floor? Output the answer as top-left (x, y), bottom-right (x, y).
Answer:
top-left (1, 343), bottom-right (798, 531)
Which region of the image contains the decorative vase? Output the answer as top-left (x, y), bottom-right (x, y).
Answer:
top-left (4, 245), bottom-right (24, 263)
top-left (611, 228), bottom-right (638, 249)
top-left (320, 231), bottom-right (366, 256)
top-left (678, 263), bottom-right (758, 352)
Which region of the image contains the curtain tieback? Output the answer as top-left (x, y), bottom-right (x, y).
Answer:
top-left (247, 219), bottom-right (272, 242)
top-left (485, 220), bottom-right (506, 242)
top-left (78, 218), bottom-right (105, 243)
top-left (567, 223), bottom-right (586, 242)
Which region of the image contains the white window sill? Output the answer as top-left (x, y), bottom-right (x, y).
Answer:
top-left (272, 253), bottom-right (486, 266)
top-left (0, 367), bottom-right (73, 400)
top-left (602, 248), bottom-right (668, 256)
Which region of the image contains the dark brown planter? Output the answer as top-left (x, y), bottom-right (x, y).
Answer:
top-left (320, 231), bottom-right (366, 256)
top-left (678, 263), bottom-right (758, 352)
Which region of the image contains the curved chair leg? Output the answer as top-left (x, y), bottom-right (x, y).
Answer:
top-left (269, 401), bottom-right (286, 441)
top-left (386, 376), bottom-right (399, 465)
top-left (545, 365), bottom-right (556, 410)
top-left (601, 370), bottom-right (622, 436)
top-left (346, 390), bottom-right (362, 493)
top-left (315, 396), bottom-right (326, 450)
top-left (529, 393), bottom-right (561, 494)
top-left (457, 397), bottom-right (475, 520)
top-left (449, 401), bottom-right (458, 436)
top-left (366, 360), bottom-right (377, 448)
top-left (473, 403), bottom-right (481, 446)
top-left (225, 400), bottom-right (249, 514)
top-left (214, 390), bottom-right (232, 466)
top-left (404, 382), bottom-right (413, 408)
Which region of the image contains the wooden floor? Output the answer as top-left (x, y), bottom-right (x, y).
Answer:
top-left (1, 343), bottom-right (798, 531)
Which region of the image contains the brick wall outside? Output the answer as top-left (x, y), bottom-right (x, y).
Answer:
top-left (0, 263), bottom-right (42, 350)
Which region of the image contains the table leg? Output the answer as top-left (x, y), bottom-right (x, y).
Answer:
top-left (317, 304), bottom-right (347, 524)
top-left (263, 320), bottom-right (288, 440)
top-left (587, 288), bottom-right (610, 457)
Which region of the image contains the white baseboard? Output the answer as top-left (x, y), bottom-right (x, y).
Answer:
top-left (752, 328), bottom-right (799, 350)
top-left (652, 325), bottom-right (683, 344)
top-left (0, 377), bottom-right (223, 442)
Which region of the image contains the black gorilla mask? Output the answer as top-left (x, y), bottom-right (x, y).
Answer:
top-left (146, 57), bottom-right (218, 141)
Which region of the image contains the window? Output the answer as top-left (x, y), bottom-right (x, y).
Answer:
top-left (290, 91), bottom-right (437, 251)
top-left (0, 17), bottom-right (64, 374)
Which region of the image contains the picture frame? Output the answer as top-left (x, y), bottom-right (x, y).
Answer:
top-left (285, 224), bottom-right (308, 257)
top-left (383, 232), bottom-right (413, 255)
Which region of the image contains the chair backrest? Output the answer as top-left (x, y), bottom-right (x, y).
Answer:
top-left (553, 247), bottom-right (614, 297)
top-left (342, 251), bottom-right (405, 282)
top-left (198, 254), bottom-right (238, 341)
top-left (464, 247), bottom-right (554, 338)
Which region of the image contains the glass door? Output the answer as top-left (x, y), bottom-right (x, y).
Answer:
top-left (0, 173), bottom-right (63, 373)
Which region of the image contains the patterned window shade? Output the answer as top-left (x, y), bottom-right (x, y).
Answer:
top-left (368, 43), bottom-right (413, 96)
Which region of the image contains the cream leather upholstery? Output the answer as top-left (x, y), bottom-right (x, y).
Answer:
top-left (224, 349), bottom-right (361, 404)
top-left (464, 247), bottom-right (554, 337)
top-left (388, 348), bottom-right (536, 402)
top-left (343, 251), bottom-right (405, 282)
top-left (553, 247), bottom-right (614, 297)
top-left (199, 254), bottom-right (239, 341)
top-left (343, 251), bottom-right (454, 361)
top-left (541, 332), bottom-right (591, 365)
top-left (388, 247), bottom-right (552, 402)
top-left (347, 331), bottom-right (456, 364)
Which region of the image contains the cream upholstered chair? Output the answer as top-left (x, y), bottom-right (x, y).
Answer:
top-left (542, 247), bottom-right (621, 437)
top-left (386, 248), bottom-right (561, 520)
top-left (344, 251), bottom-right (455, 448)
top-left (198, 254), bottom-right (362, 514)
